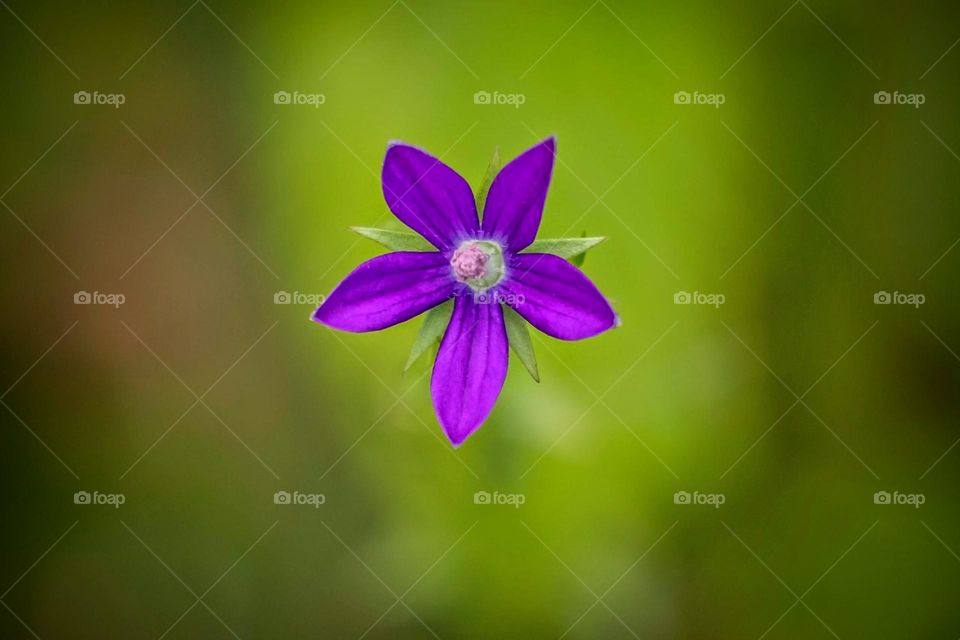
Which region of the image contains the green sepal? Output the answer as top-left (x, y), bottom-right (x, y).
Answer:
top-left (351, 226), bottom-right (433, 252)
top-left (503, 305), bottom-right (540, 382)
top-left (405, 300), bottom-right (453, 371)
top-left (526, 235), bottom-right (605, 261)
top-left (475, 146), bottom-right (501, 218)
top-left (570, 231), bottom-right (590, 266)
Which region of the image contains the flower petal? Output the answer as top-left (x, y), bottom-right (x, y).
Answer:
top-left (431, 295), bottom-right (508, 446)
top-left (500, 253), bottom-right (617, 340)
top-left (312, 252), bottom-right (454, 332)
top-left (481, 137), bottom-right (555, 252)
top-left (382, 142), bottom-right (479, 251)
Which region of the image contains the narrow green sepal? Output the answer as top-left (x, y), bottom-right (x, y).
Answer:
top-left (475, 146), bottom-right (501, 218)
top-left (405, 300), bottom-right (453, 371)
top-left (526, 235), bottom-right (605, 262)
top-left (570, 231), bottom-right (590, 266)
top-left (503, 305), bottom-right (540, 382)
top-left (351, 226), bottom-right (433, 252)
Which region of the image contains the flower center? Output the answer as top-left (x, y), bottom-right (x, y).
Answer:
top-left (450, 240), bottom-right (504, 291)
top-left (451, 244), bottom-right (488, 279)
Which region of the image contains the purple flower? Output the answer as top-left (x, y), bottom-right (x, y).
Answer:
top-left (312, 137), bottom-right (617, 446)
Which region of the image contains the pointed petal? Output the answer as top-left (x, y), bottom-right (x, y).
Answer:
top-left (312, 252), bottom-right (454, 332)
top-left (501, 253), bottom-right (617, 340)
top-left (481, 137), bottom-right (555, 252)
top-left (431, 295), bottom-right (508, 446)
top-left (382, 142), bottom-right (479, 251)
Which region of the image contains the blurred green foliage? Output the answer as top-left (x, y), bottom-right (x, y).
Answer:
top-left (1, 0), bottom-right (959, 637)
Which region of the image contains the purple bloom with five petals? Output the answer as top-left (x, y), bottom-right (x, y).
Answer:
top-left (313, 137), bottom-right (618, 446)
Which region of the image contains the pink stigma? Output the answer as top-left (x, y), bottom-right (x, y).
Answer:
top-left (450, 244), bottom-right (488, 281)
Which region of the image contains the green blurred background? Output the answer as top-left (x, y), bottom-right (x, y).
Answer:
top-left (1, 0), bottom-right (959, 637)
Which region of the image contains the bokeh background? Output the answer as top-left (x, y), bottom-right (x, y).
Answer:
top-left (1, 0), bottom-right (959, 637)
